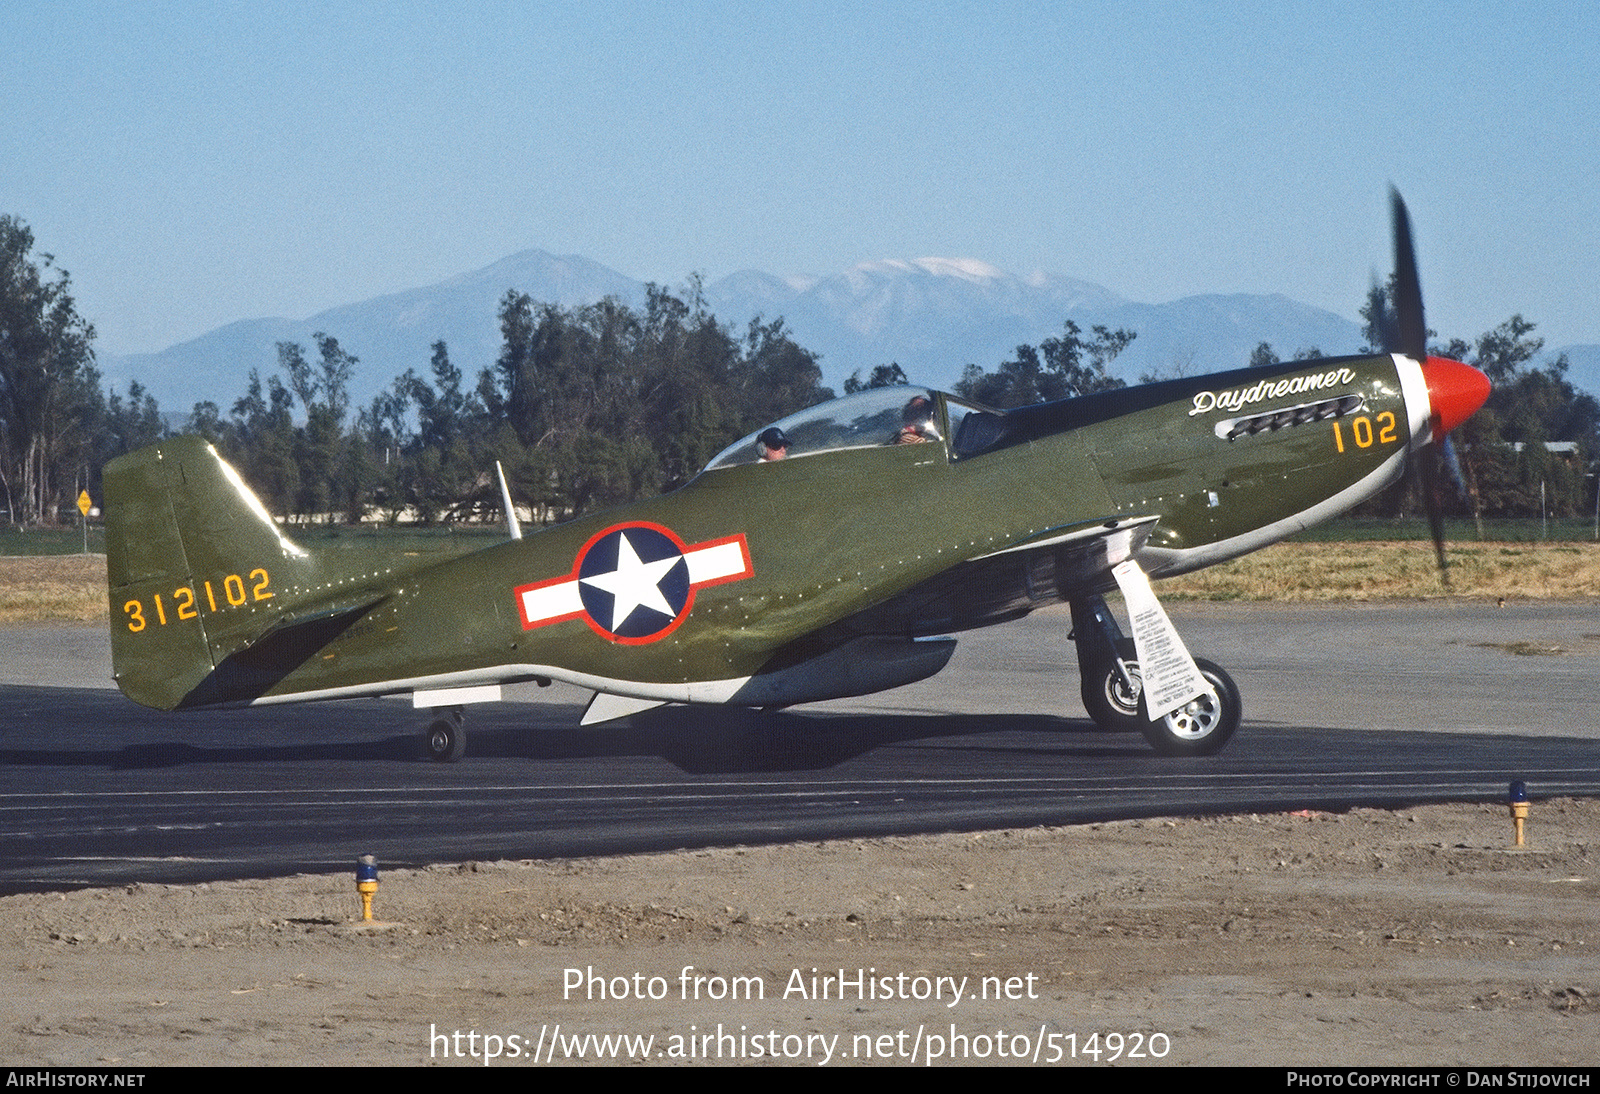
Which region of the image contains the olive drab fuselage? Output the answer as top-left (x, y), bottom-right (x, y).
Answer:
top-left (105, 352), bottom-right (1418, 714)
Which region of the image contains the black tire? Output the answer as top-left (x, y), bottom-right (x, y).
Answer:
top-left (424, 717), bottom-right (466, 763)
top-left (1080, 638), bottom-right (1142, 732)
top-left (1137, 658), bottom-right (1240, 757)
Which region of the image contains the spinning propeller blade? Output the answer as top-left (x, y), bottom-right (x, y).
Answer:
top-left (1386, 188), bottom-right (1491, 583)
top-left (1390, 189), bottom-right (1428, 364)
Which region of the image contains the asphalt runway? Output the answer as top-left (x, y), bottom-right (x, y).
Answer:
top-left (2, 601), bottom-right (1597, 892)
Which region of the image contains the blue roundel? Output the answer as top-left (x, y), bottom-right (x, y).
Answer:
top-left (576, 525), bottom-right (691, 639)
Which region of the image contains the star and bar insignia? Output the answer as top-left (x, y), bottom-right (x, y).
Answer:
top-left (514, 522), bottom-right (753, 644)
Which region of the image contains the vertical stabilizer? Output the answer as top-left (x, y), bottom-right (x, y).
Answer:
top-left (105, 438), bottom-right (313, 709)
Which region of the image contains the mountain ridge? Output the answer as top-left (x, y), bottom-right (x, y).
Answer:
top-left (101, 247), bottom-right (1588, 416)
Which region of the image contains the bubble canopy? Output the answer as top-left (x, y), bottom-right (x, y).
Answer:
top-left (704, 386), bottom-right (944, 470)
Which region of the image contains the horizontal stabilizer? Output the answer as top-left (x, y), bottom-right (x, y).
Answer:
top-left (176, 600), bottom-right (379, 708)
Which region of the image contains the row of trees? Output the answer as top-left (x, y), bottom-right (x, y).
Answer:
top-left (1429, 318), bottom-right (1596, 521)
top-left (184, 284), bottom-right (835, 525)
top-left (0, 215), bottom-right (176, 524)
top-left (3, 212), bottom-right (1596, 528)
top-left (954, 322), bottom-right (1134, 407)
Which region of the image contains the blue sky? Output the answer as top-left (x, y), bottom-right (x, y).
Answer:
top-left (5, 0), bottom-right (1596, 358)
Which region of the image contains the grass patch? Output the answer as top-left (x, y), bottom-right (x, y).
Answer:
top-left (1290, 517), bottom-right (1600, 543)
top-left (0, 527), bottom-right (105, 556)
top-left (0, 555), bottom-right (108, 623)
top-left (1161, 540), bottom-right (1600, 601)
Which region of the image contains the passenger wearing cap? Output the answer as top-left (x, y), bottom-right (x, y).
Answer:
top-left (758, 426), bottom-right (790, 461)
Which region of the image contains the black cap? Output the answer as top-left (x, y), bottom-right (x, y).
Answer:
top-left (758, 427), bottom-right (789, 450)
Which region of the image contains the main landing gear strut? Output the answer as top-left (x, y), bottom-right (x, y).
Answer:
top-left (1068, 594), bottom-right (1240, 756)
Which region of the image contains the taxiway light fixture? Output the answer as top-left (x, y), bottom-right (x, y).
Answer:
top-left (357, 853), bottom-right (379, 921)
top-left (1508, 782), bottom-right (1529, 848)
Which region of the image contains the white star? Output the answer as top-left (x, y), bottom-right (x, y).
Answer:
top-left (580, 532), bottom-right (682, 631)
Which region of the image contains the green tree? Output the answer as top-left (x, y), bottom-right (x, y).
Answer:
top-left (1459, 329), bottom-right (1596, 519)
top-left (482, 287), bottom-right (833, 521)
top-left (274, 333), bottom-right (359, 521)
top-left (98, 380), bottom-right (165, 457)
top-left (955, 321), bottom-right (1134, 408)
top-left (843, 363), bottom-right (909, 393)
top-left (201, 287), bottom-right (835, 527)
top-left (731, 315), bottom-right (831, 430)
top-left (1247, 343), bottom-right (1323, 369)
top-left (486, 292), bottom-right (651, 519)
top-left (355, 375), bottom-right (414, 524)
top-left (636, 285), bottom-right (742, 491)
top-left (226, 368), bottom-right (299, 518)
top-left (1439, 315), bottom-right (1545, 385)
top-left (0, 216), bottom-right (99, 524)
top-left (403, 341), bottom-right (491, 522)
top-left (1352, 311), bottom-right (1595, 521)
top-left (185, 400), bottom-right (225, 444)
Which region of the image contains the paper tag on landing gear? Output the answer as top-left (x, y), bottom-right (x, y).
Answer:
top-left (1111, 559), bottom-right (1211, 721)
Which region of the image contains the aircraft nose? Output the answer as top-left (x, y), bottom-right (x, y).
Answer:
top-left (1421, 356), bottom-right (1491, 435)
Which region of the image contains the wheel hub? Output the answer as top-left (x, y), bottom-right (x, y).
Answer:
top-left (1106, 664), bottom-right (1141, 713)
top-left (1165, 691), bottom-right (1219, 738)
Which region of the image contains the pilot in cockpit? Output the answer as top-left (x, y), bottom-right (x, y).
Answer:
top-left (891, 394), bottom-right (936, 444)
top-left (757, 426), bottom-right (790, 461)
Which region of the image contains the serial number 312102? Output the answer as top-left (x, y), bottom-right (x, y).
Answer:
top-left (123, 569), bottom-right (273, 632)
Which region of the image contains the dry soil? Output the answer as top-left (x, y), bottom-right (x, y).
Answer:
top-left (3, 799), bottom-right (1595, 1067)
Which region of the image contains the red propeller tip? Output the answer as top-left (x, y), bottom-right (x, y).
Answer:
top-left (1421, 356), bottom-right (1491, 435)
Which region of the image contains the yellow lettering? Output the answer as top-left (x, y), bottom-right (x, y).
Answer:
top-left (1333, 421), bottom-right (1345, 453)
top-left (124, 600), bottom-right (146, 633)
top-left (223, 574), bottom-right (246, 607)
top-left (175, 586), bottom-right (197, 620)
top-left (250, 568), bottom-right (273, 601)
top-left (1378, 410), bottom-right (1397, 445)
top-left (1352, 416), bottom-right (1374, 448)
top-left (152, 593), bottom-right (167, 626)
top-left (203, 580), bottom-right (217, 612)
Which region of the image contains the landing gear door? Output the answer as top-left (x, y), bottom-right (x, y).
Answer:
top-left (1110, 559), bottom-right (1210, 719)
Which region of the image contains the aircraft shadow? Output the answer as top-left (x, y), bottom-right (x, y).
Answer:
top-left (2, 684), bottom-right (1586, 781)
top-left (0, 683), bottom-right (1148, 775)
top-left (465, 705), bottom-right (1149, 773)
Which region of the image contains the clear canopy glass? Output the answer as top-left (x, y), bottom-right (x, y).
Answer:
top-left (704, 386), bottom-right (943, 470)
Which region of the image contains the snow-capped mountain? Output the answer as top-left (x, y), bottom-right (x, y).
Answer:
top-left (102, 249), bottom-right (1374, 417)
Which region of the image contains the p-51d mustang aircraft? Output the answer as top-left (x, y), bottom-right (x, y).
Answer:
top-left (104, 193), bottom-right (1489, 759)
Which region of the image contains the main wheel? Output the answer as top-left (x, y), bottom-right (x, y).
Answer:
top-left (1137, 658), bottom-right (1240, 757)
top-left (424, 717), bottom-right (466, 763)
top-left (1081, 638), bottom-right (1142, 732)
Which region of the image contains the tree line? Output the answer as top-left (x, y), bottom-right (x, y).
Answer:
top-left (183, 284), bottom-right (838, 527)
top-left (2, 213), bottom-right (1595, 529)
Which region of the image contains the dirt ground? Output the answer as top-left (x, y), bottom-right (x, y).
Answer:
top-left (2, 798), bottom-right (1595, 1067)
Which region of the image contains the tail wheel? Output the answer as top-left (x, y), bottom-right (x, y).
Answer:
top-left (1081, 638), bottom-right (1142, 732)
top-left (1138, 658), bottom-right (1240, 757)
top-left (425, 717), bottom-right (465, 763)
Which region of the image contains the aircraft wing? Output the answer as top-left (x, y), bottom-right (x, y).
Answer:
top-left (778, 514), bottom-right (1159, 652)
